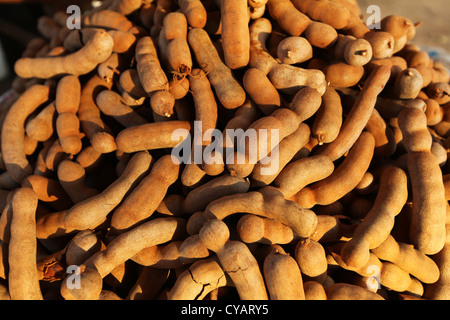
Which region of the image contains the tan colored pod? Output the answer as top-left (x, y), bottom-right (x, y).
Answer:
top-left (189, 68), bottom-right (217, 145)
top-left (194, 186), bottom-right (318, 239)
top-left (316, 65), bottom-right (390, 161)
top-left (8, 187), bottom-right (43, 300)
top-left (277, 36), bottom-right (313, 65)
top-left (1, 84), bottom-right (51, 182)
top-left (263, 245), bottom-right (305, 300)
top-left (243, 67), bottom-right (281, 115)
top-left (219, 0), bottom-right (250, 69)
top-left (251, 122), bottom-right (311, 187)
top-left (168, 257), bottom-right (228, 300)
top-left (398, 108), bottom-right (447, 255)
top-left (312, 86), bottom-right (343, 145)
top-left (86, 217), bottom-right (186, 278)
top-left (182, 173), bottom-right (250, 214)
top-left (292, 131), bottom-right (375, 208)
top-left (303, 281), bottom-right (327, 300)
top-left (96, 89), bottom-right (148, 128)
top-left (25, 101), bottom-right (55, 142)
top-left (340, 166), bottom-right (408, 269)
top-left (325, 283), bottom-right (384, 300)
top-left (199, 219), bottom-right (268, 300)
top-left (295, 238), bottom-right (328, 283)
top-left (237, 214), bottom-right (297, 245)
top-left (291, 0), bottom-right (350, 30)
top-left (60, 265), bottom-right (103, 300)
top-left (323, 62), bottom-right (365, 88)
top-left (128, 267), bottom-right (170, 300)
top-left (363, 31), bottom-right (395, 60)
top-left (57, 160), bottom-right (99, 204)
top-left (188, 28), bottom-right (246, 109)
top-left (177, 0), bottom-right (207, 28)
top-left (266, 0), bottom-right (311, 37)
top-left (14, 29), bottom-right (114, 79)
top-left (116, 121), bottom-right (191, 153)
top-left (371, 235), bottom-right (440, 284)
top-left (163, 12), bottom-right (193, 73)
top-left (274, 154), bottom-right (335, 199)
top-left (111, 154), bottom-right (180, 231)
top-left (393, 68), bottom-right (423, 100)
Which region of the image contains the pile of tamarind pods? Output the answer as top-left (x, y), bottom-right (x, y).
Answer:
top-left (0, 0), bottom-right (449, 301)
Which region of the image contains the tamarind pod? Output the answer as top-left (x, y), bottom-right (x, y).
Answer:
top-left (407, 151), bottom-right (446, 255)
top-left (57, 160), bottom-right (99, 204)
top-left (268, 64), bottom-right (327, 96)
top-left (340, 166), bottom-right (408, 269)
top-left (251, 123), bottom-right (311, 187)
top-left (303, 281), bottom-right (327, 300)
top-left (427, 82), bottom-right (450, 105)
top-left (290, 87), bottom-right (323, 122)
top-left (127, 267), bottom-right (170, 300)
top-left (25, 101), bottom-right (55, 142)
top-left (60, 265), bottom-right (103, 300)
top-left (199, 219), bottom-right (268, 300)
top-left (393, 68), bottom-right (423, 100)
top-left (323, 62), bottom-right (364, 88)
top-left (291, 0), bottom-right (350, 30)
top-left (277, 36), bottom-right (313, 65)
top-left (365, 109), bottom-right (397, 158)
top-left (62, 151), bottom-right (152, 232)
top-left (312, 86), bottom-right (343, 145)
top-left (119, 69), bottom-right (146, 98)
top-left (22, 174), bottom-right (72, 211)
top-left (131, 234), bottom-right (209, 268)
top-left (96, 90), bottom-right (148, 128)
top-left (219, 0), bottom-right (250, 69)
top-left (344, 38), bottom-right (373, 66)
top-left (198, 186), bottom-right (317, 238)
top-left (189, 69), bottom-right (217, 144)
top-left (264, 245), bottom-right (305, 300)
top-left (237, 214), bottom-right (296, 245)
top-left (295, 238), bottom-right (328, 283)
top-left (107, 30), bottom-right (136, 53)
top-left (135, 36), bottom-right (169, 94)
top-left (325, 283), bottom-right (384, 300)
top-left (243, 68), bottom-right (281, 115)
top-left (156, 194), bottom-right (186, 216)
top-left (1, 84), bottom-right (50, 183)
top-left (83, 9), bottom-right (133, 31)
top-left (111, 155), bottom-right (180, 231)
top-left (108, 0), bottom-right (143, 15)
top-left (249, 18), bottom-right (278, 75)
top-left (398, 108), bottom-right (447, 254)
top-left (274, 155), bottom-right (334, 199)
top-left (65, 229), bottom-right (103, 267)
top-left (56, 112), bottom-right (82, 155)
top-left (183, 174), bottom-right (250, 214)
top-left (371, 235), bottom-right (440, 284)
top-left (341, 13), bottom-right (370, 38)
top-left (266, 0), bottom-right (311, 36)
top-left (116, 120), bottom-right (191, 153)
top-left (177, 0), bottom-right (207, 28)
top-left (188, 28), bottom-right (246, 109)
top-left (15, 29), bottom-right (114, 79)
top-left (311, 215), bottom-right (356, 243)
top-left (163, 12), bottom-right (193, 72)
top-left (424, 240), bottom-right (450, 299)
top-left (315, 65), bottom-right (390, 161)
top-left (302, 21), bottom-right (338, 49)
top-left (97, 53), bottom-right (123, 83)
top-left (168, 257), bottom-right (228, 300)
top-left (226, 107), bottom-right (302, 178)
top-left (86, 217), bottom-right (186, 278)
top-left (293, 131), bottom-right (375, 208)
top-left (78, 74), bottom-right (113, 142)
top-left (8, 188), bottom-right (43, 300)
